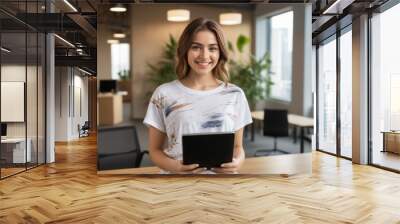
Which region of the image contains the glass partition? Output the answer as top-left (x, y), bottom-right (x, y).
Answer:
top-left (317, 36), bottom-right (337, 155)
top-left (1, 31), bottom-right (28, 177)
top-left (339, 28), bottom-right (352, 158)
top-left (38, 32), bottom-right (46, 165)
top-left (27, 30), bottom-right (38, 169)
top-left (0, 1), bottom-right (46, 179)
top-left (371, 3), bottom-right (400, 171)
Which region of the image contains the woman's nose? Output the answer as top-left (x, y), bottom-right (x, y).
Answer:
top-left (200, 48), bottom-right (209, 58)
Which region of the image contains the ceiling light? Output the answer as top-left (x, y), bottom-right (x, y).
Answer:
top-left (63, 0), bottom-right (78, 12)
top-left (107, 39), bottom-right (119, 44)
top-left (76, 48), bottom-right (83, 52)
top-left (113, 33), bottom-right (126, 38)
top-left (54, 34), bottom-right (75, 48)
top-left (110, 4), bottom-right (127, 12)
top-left (78, 67), bottom-right (93, 76)
top-left (322, 0), bottom-right (351, 14)
top-left (167, 9), bottom-right (190, 22)
top-left (219, 13), bottom-right (242, 25)
top-left (1, 47), bottom-right (11, 53)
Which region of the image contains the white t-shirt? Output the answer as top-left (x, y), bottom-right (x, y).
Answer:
top-left (143, 80), bottom-right (253, 161)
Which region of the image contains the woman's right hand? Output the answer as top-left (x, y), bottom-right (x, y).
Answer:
top-left (172, 161), bottom-right (206, 174)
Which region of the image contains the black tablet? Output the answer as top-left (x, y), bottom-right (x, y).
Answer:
top-left (182, 132), bottom-right (235, 169)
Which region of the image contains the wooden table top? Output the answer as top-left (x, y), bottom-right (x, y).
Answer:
top-left (97, 153), bottom-right (312, 175)
top-left (251, 110), bottom-right (314, 127)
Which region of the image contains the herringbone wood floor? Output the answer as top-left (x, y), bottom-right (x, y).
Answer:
top-left (1, 135), bottom-right (400, 223)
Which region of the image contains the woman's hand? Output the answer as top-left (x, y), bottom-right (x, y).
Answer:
top-left (211, 128), bottom-right (246, 174)
top-left (211, 157), bottom-right (243, 174)
top-left (170, 161), bottom-right (207, 174)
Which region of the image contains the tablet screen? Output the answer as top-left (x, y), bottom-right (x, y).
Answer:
top-left (182, 132), bottom-right (234, 169)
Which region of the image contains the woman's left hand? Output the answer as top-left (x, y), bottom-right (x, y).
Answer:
top-left (211, 157), bottom-right (243, 174)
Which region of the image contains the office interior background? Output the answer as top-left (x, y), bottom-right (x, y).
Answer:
top-left (0, 0), bottom-right (400, 222)
top-left (0, 0), bottom-right (399, 175)
top-left (97, 2), bottom-right (313, 173)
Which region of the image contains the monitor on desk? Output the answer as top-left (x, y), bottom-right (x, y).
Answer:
top-left (1, 123), bottom-right (7, 139)
top-left (99, 80), bottom-right (117, 93)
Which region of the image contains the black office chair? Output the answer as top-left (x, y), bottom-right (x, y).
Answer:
top-left (97, 124), bottom-right (149, 170)
top-left (79, 121), bottom-right (90, 138)
top-left (254, 109), bottom-right (289, 156)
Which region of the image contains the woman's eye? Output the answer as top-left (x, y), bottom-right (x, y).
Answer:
top-left (209, 47), bottom-right (218, 52)
top-left (191, 46), bottom-right (200, 50)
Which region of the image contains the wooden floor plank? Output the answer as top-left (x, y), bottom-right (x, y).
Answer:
top-left (1, 134), bottom-right (400, 223)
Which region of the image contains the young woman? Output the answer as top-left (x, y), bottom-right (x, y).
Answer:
top-left (144, 17), bottom-right (252, 174)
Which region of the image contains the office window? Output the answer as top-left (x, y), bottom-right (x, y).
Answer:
top-left (269, 11), bottom-right (293, 102)
top-left (371, 3), bottom-right (400, 171)
top-left (340, 29), bottom-right (352, 158)
top-left (317, 37), bottom-right (337, 154)
top-left (256, 11), bottom-right (293, 101)
top-left (111, 43), bottom-right (130, 80)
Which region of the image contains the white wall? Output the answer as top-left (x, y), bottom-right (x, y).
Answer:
top-left (55, 67), bottom-right (89, 141)
top-left (1, 65), bottom-right (38, 137)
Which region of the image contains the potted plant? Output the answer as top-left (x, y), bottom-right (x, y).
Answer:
top-left (117, 69), bottom-right (132, 102)
top-left (147, 34), bottom-right (178, 90)
top-left (228, 34), bottom-right (273, 110)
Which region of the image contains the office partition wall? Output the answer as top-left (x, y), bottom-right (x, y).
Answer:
top-left (0, 1), bottom-right (46, 179)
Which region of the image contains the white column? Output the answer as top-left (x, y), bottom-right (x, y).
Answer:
top-left (46, 32), bottom-right (55, 163)
top-left (352, 14), bottom-right (369, 164)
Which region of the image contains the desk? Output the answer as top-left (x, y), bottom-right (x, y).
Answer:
top-left (381, 131), bottom-right (400, 154)
top-left (97, 153), bottom-right (312, 175)
top-left (1, 138), bottom-right (31, 163)
top-left (251, 111), bottom-right (314, 153)
top-left (98, 92), bottom-right (127, 126)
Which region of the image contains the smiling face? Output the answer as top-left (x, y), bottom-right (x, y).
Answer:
top-left (187, 30), bottom-right (220, 77)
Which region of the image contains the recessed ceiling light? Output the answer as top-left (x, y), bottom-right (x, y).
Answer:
top-left (1, 47), bottom-right (11, 53)
top-left (78, 67), bottom-right (93, 76)
top-left (107, 39), bottom-right (119, 44)
top-left (113, 33), bottom-right (126, 38)
top-left (167, 9), bottom-right (190, 22)
top-left (220, 13), bottom-right (242, 25)
top-left (63, 0), bottom-right (78, 12)
top-left (54, 34), bottom-right (75, 48)
top-left (322, 0), bottom-right (349, 14)
top-left (110, 4), bottom-right (127, 12)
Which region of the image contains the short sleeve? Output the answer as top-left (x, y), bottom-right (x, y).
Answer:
top-left (234, 90), bottom-right (253, 131)
top-left (143, 87), bottom-right (166, 133)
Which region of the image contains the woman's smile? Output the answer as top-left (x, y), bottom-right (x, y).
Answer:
top-left (195, 60), bottom-right (213, 68)
top-left (187, 30), bottom-right (220, 75)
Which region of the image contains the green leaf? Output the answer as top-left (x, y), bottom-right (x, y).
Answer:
top-left (236, 34), bottom-right (250, 53)
top-left (228, 34), bottom-right (273, 109)
top-left (147, 34), bottom-right (178, 92)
